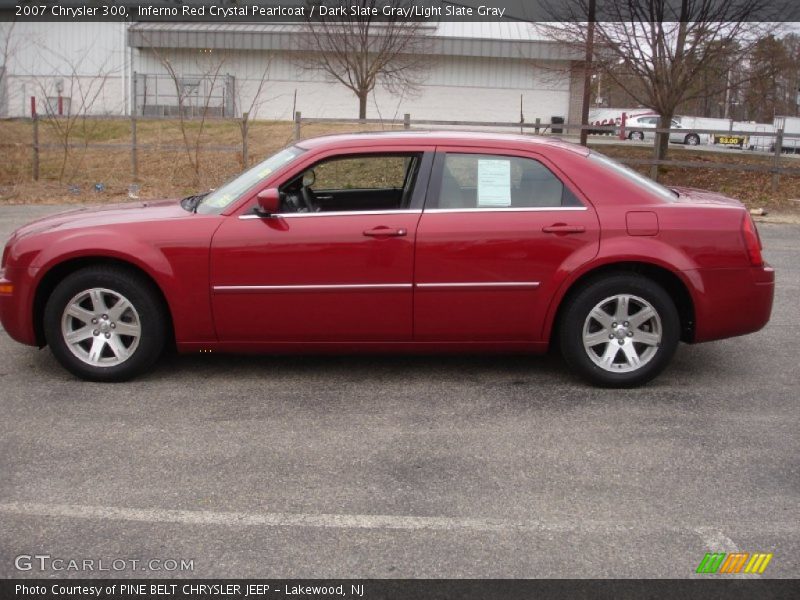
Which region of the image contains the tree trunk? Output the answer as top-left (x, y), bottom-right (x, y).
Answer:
top-left (651, 113), bottom-right (674, 181)
top-left (358, 91), bottom-right (368, 119)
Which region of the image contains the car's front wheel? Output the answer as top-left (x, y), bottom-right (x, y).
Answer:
top-left (684, 133), bottom-right (700, 146)
top-left (43, 266), bottom-right (167, 381)
top-left (628, 131), bottom-right (645, 141)
top-left (559, 274), bottom-right (680, 387)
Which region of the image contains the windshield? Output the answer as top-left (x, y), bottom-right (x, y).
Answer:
top-left (589, 152), bottom-right (677, 202)
top-left (196, 146), bottom-right (305, 214)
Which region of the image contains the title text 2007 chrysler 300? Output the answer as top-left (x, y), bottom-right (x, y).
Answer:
top-left (0, 132), bottom-right (774, 386)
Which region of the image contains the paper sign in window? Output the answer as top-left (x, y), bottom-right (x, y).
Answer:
top-left (477, 159), bottom-right (511, 207)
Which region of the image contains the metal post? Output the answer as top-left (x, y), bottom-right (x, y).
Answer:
top-left (579, 0), bottom-right (596, 147)
top-left (132, 71), bottom-right (137, 117)
top-left (650, 143), bottom-right (661, 181)
top-left (130, 114), bottom-right (138, 181)
top-left (293, 111), bottom-right (301, 141)
top-left (403, 113), bottom-right (410, 130)
top-left (534, 117), bottom-right (540, 135)
top-left (772, 128), bottom-right (783, 193)
top-left (242, 111), bottom-right (249, 167)
top-left (650, 116), bottom-right (661, 180)
top-left (31, 97), bottom-right (39, 181)
top-left (619, 112), bottom-right (627, 140)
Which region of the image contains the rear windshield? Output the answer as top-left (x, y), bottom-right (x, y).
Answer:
top-left (589, 152), bottom-right (677, 202)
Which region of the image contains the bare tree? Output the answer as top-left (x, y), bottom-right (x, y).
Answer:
top-left (143, 38), bottom-right (228, 179)
top-left (29, 44), bottom-right (117, 181)
top-left (676, 39), bottom-right (740, 118)
top-left (299, 0), bottom-right (432, 119)
top-left (0, 22), bottom-right (27, 117)
top-left (741, 34), bottom-right (799, 121)
top-left (0, 22), bottom-right (16, 103)
top-left (234, 58), bottom-right (279, 168)
top-left (777, 33), bottom-right (800, 118)
top-left (539, 0), bottom-right (782, 164)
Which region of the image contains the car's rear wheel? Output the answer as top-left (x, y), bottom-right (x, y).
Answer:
top-left (44, 266), bottom-right (166, 381)
top-left (684, 133), bottom-right (700, 146)
top-left (559, 275), bottom-right (679, 387)
top-left (628, 131), bottom-right (645, 141)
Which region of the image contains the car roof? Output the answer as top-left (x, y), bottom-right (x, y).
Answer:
top-left (295, 130), bottom-right (591, 156)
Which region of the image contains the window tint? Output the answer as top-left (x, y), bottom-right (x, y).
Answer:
top-left (314, 156), bottom-right (410, 190)
top-left (278, 153), bottom-right (422, 214)
top-left (434, 153), bottom-right (581, 209)
top-left (589, 152), bottom-right (676, 202)
top-left (197, 146), bottom-right (304, 213)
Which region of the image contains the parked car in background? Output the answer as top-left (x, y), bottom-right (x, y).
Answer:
top-left (0, 132), bottom-right (774, 387)
top-left (622, 114), bottom-right (705, 145)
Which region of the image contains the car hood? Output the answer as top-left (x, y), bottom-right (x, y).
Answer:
top-left (9, 199), bottom-right (189, 241)
top-left (669, 186), bottom-right (745, 208)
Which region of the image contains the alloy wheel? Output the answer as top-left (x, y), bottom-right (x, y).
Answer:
top-left (582, 294), bottom-right (662, 373)
top-left (60, 287), bottom-right (141, 367)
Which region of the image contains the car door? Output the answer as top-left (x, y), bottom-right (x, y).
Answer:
top-left (210, 149), bottom-right (433, 342)
top-left (413, 147), bottom-right (600, 342)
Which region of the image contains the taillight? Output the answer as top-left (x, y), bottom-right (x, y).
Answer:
top-left (741, 213), bottom-right (764, 267)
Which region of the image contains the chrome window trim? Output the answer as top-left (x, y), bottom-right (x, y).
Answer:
top-left (239, 209), bottom-right (422, 220)
top-left (424, 207), bottom-right (588, 214)
top-left (238, 206), bottom-right (588, 219)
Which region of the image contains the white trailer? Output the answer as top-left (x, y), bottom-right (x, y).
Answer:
top-left (587, 107), bottom-right (653, 134)
top-left (773, 116), bottom-right (800, 152)
top-left (737, 122), bottom-right (775, 152)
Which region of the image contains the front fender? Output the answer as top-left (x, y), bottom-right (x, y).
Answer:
top-left (32, 231), bottom-right (176, 284)
top-left (29, 227), bottom-right (218, 345)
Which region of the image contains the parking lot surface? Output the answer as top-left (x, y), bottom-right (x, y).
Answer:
top-left (1, 205), bottom-right (798, 578)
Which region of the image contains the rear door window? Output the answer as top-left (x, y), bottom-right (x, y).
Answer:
top-left (430, 153), bottom-right (582, 209)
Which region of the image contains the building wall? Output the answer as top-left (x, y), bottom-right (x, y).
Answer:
top-left (133, 47), bottom-right (573, 123)
top-left (567, 63), bottom-right (585, 128)
top-left (0, 22), bottom-right (129, 117)
top-left (1, 22), bottom-right (575, 124)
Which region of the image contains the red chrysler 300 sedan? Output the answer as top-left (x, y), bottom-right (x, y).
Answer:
top-left (0, 132), bottom-right (774, 386)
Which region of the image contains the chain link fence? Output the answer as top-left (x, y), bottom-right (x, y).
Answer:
top-left (133, 72), bottom-right (235, 118)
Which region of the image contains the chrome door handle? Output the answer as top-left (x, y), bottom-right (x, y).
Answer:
top-left (363, 227), bottom-right (407, 237)
top-left (542, 224), bottom-right (586, 234)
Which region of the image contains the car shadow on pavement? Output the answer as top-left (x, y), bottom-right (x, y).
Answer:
top-left (154, 349), bottom-right (573, 385)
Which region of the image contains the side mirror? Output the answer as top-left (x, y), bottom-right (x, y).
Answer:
top-left (256, 188), bottom-right (281, 216)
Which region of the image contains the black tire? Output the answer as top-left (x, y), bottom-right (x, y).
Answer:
top-left (684, 133), bottom-right (700, 146)
top-left (628, 131), bottom-right (644, 141)
top-left (558, 274), bottom-right (680, 388)
top-left (43, 266), bottom-right (167, 382)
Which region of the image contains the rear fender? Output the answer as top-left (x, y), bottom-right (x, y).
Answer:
top-left (541, 237), bottom-right (701, 342)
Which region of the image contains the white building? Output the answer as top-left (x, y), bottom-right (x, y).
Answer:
top-left (1, 21), bottom-right (585, 125)
top-left (0, 22), bottom-right (130, 117)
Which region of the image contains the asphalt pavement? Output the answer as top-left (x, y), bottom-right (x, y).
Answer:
top-left (0, 204), bottom-right (798, 578)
